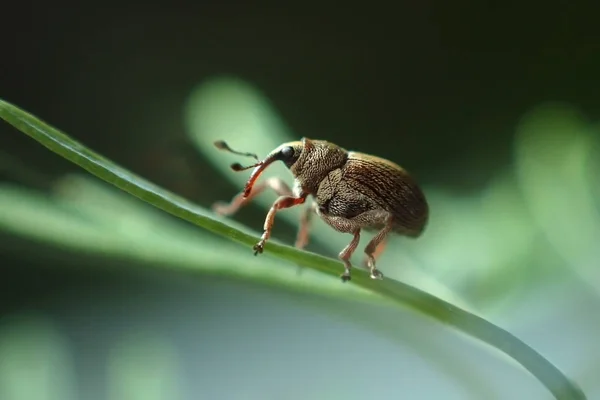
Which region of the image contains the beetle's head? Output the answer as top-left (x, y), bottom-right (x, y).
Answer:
top-left (214, 138), bottom-right (314, 197)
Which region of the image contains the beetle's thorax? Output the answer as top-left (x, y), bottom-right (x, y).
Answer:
top-left (290, 140), bottom-right (348, 194)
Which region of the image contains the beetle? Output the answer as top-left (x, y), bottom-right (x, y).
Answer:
top-left (212, 138), bottom-right (429, 282)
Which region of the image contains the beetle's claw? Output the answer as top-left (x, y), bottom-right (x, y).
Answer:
top-left (370, 268), bottom-right (384, 280)
top-left (253, 241), bottom-right (265, 255)
top-left (340, 271), bottom-right (351, 282)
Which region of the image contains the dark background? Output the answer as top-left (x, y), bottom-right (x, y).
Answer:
top-left (4, 3), bottom-right (599, 191)
top-left (1, 2), bottom-right (599, 400)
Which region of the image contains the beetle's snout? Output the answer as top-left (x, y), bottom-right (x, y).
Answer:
top-left (242, 154), bottom-right (280, 197)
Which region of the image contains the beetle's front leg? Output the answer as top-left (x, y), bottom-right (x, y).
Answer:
top-left (254, 194), bottom-right (308, 255)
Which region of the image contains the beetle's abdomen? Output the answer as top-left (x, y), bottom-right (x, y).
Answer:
top-left (343, 153), bottom-right (429, 236)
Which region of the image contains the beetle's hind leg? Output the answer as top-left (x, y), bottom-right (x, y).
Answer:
top-left (339, 229), bottom-right (361, 282)
top-left (212, 177), bottom-right (293, 216)
top-left (364, 214), bottom-right (394, 280)
top-left (363, 237), bottom-right (388, 270)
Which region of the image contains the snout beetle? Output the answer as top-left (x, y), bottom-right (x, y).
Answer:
top-left (212, 138), bottom-right (429, 282)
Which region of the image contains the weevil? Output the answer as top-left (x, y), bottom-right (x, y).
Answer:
top-left (212, 138), bottom-right (429, 282)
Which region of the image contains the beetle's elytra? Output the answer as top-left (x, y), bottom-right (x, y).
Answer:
top-left (212, 138), bottom-right (429, 282)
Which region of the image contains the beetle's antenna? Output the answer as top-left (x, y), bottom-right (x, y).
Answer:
top-left (214, 140), bottom-right (259, 161)
top-left (214, 140), bottom-right (263, 172)
top-left (230, 162), bottom-right (259, 172)
top-left (214, 140), bottom-right (281, 198)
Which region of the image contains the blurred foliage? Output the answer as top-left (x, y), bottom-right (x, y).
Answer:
top-left (0, 75), bottom-right (598, 399)
top-left (0, 313), bottom-right (76, 400)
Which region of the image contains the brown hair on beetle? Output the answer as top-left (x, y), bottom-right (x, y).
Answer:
top-left (213, 137), bottom-right (429, 282)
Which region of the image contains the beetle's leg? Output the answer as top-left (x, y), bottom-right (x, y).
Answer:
top-left (363, 237), bottom-right (388, 269)
top-left (338, 229), bottom-right (361, 282)
top-left (293, 201), bottom-right (319, 276)
top-left (295, 201), bottom-right (318, 250)
top-left (212, 177), bottom-right (292, 216)
top-left (254, 194), bottom-right (307, 255)
top-left (364, 214), bottom-right (394, 280)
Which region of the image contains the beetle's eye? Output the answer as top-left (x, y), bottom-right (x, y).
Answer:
top-left (278, 146), bottom-right (300, 168)
top-left (280, 146), bottom-right (294, 159)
